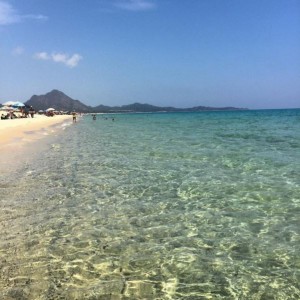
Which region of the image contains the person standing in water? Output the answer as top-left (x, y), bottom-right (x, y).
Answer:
top-left (29, 106), bottom-right (35, 118)
top-left (72, 111), bottom-right (77, 123)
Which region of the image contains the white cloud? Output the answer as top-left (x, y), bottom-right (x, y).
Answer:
top-left (34, 52), bottom-right (50, 60)
top-left (0, 1), bottom-right (20, 25)
top-left (52, 53), bottom-right (68, 63)
top-left (63, 54), bottom-right (82, 68)
top-left (34, 51), bottom-right (82, 68)
top-left (114, 0), bottom-right (156, 11)
top-left (0, 1), bottom-right (47, 25)
top-left (23, 14), bottom-right (48, 21)
top-left (12, 46), bottom-right (24, 56)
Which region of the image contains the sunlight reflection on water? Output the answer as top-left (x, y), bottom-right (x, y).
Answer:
top-left (0, 110), bottom-right (300, 299)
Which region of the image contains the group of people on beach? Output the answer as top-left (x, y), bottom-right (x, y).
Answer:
top-left (1, 106), bottom-right (35, 120)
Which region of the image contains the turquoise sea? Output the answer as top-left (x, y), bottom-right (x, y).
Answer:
top-left (0, 109), bottom-right (300, 299)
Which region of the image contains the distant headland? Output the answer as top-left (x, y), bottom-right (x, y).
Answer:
top-left (24, 89), bottom-right (248, 113)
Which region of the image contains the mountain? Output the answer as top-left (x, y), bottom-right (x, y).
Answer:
top-left (93, 103), bottom-right (179, 113)
top-left (26, 90), bottom-right (92, 112)
top-left (110, 103), bottom-right (244, 113)
top-left (25, 90), bottom-right (247, 112)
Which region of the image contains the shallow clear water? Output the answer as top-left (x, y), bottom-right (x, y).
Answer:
top-left (0, 110), bottom-right (300, 299)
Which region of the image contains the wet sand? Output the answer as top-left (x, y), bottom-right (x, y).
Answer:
top-left (0, 115), bottom-right (72, 146)
top-left (0, 114), bottom-right (73, 174)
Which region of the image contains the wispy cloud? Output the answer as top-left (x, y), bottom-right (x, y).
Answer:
top-left (34, 52), bottom-right (83, 68)
top-left (52, 53), bottom-right (82, 68)
top-left (23, 14), bottom-right (48, 22)
top-left (34, 52), bottom-right (50, 60)
top-left (0, 1), bottom-right (19, 24)
top-left (114, 0), bottom-right (156, 11)
top-left (0, 1), bottom-right (47, 25)
top-left (12, 46), bottom-right (24, 56)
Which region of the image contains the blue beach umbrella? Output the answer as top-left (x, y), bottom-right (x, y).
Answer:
top-left (12, 101), bottom-right (25, 108)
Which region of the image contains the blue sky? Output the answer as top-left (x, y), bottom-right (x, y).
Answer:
top-left (0, 0), bottom-right (299, 109)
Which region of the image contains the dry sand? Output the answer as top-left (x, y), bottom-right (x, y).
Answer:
top-left (0, 114), bottom-right (73, 172)
top-left (0, 114), bottom-right (72, 145)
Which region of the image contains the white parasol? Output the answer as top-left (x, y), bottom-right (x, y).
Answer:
top-left (2, 101), bottom-right (16, 106)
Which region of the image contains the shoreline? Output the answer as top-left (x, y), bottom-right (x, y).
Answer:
top-left (0, 115), bottom-right (74, 175)
top-left (0, 115), bottom-right (72, 146)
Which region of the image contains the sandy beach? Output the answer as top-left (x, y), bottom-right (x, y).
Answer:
top-left (0, 114), bottom-right (72, 145)
top-left (0, 114), bottom-right (73, 173)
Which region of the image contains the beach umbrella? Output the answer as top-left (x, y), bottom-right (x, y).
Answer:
top-left (2, 101), bottom-right (16, 106)
top-left (12, 101), bottom-right (25, 107)
top-left (0, 105), bottom-right (13, 111)
top-left (46, 108), bottom-right (55, 112)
